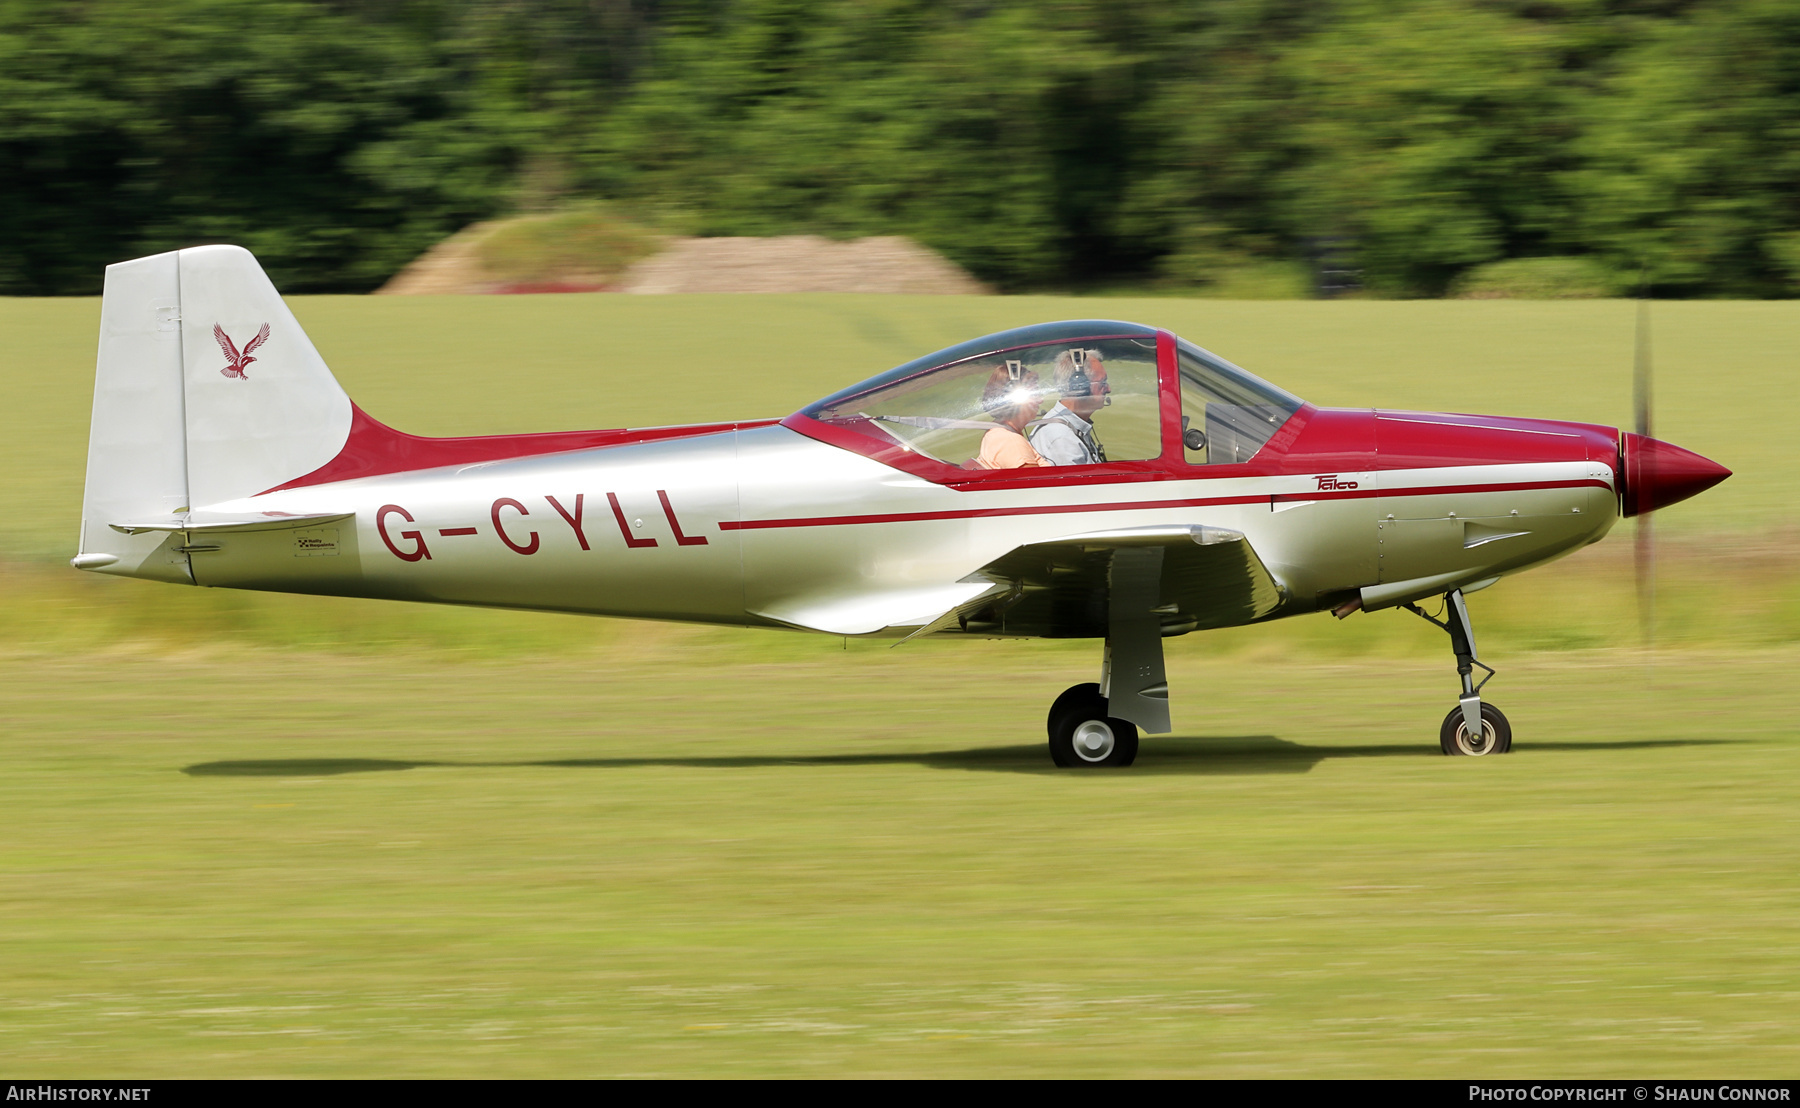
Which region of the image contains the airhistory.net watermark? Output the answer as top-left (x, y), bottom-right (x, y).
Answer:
top-left (6, 1089), bottom-right (150, 1102)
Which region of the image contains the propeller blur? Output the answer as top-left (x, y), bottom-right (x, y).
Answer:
top-left (72, 246), bottom-right (1731, 764)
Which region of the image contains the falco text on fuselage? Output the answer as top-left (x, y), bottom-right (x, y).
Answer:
top-left (74, 245), bottom-right (1730, 766)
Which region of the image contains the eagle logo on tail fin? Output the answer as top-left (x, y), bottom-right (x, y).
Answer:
top-left (214, 323), bottom-right (270, 379)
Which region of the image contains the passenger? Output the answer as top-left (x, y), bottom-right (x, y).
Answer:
top-left (975, 362), bottom-right (1047, 469)
top-left (1030, 348), bottom-right (1110, 465)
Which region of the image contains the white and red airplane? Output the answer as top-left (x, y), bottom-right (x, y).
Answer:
top-left (74, 246), bottom-right (1729, 764)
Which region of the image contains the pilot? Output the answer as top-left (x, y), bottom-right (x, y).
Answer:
top-left (975, 362), bottom-right (1047, 469)
top-left (1030, 348), bottom-right (1109, 465)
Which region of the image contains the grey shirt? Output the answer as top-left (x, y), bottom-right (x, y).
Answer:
top-left (1029, 404), bottom-right (1103, 466)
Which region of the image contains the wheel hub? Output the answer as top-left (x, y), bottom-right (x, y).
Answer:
top-left (1072, 719), bottom-right (1116, 762)
top-left (1457, 719), bottom-right (1497, 756)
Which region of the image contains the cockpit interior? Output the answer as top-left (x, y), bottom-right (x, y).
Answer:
top-left (791, 320), bottom-right (1304, 482)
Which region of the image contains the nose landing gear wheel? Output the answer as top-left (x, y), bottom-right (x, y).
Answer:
top-left (1047, 682), bottom-right (1139, 767)
top-left (1440, 702), bottom-right (1512, 756)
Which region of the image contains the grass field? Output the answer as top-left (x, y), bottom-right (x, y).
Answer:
top-left (3, 644), bottom-right (1797, 1077)
top-left (1, 293), bottom-right (1796, 1075)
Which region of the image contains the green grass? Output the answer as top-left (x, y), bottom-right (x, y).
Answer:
top-left (1, 642), bottom-right (1797, 1077)
top-left (1, 293), bottom-right (1796, 1074)
top-left (4, 533), bottom-right (1798, 661)
top-left (1450, 257), bottom-right (1625, 299)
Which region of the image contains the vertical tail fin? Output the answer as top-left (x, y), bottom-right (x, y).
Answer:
top-left (76, 250), bottom-right (190, 579)
top-left (75, 245), bottom-right (354, 580)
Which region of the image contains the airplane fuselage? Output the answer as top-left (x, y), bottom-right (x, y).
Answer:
top-left (181, 408), bottom-right (1620, 636)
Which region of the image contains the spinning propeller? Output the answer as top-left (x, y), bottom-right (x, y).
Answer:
top-left (1619, 288), bottom-right (1731, 644)
top-left (1634, 296), bottom-right (1656, 644)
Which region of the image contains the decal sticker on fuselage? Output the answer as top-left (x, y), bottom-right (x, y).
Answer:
top-left (293, 528), bottom-right (338, 557)
top-left (375, 491), bottom-right (710, 560)
top-left (213, 322), bottom-right (270, 380)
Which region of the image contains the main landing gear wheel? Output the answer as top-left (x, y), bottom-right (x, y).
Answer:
top-left (1047, 683), bottom-right (1139, 768)
top-left (1439, 702), bottom-right (1512, 756)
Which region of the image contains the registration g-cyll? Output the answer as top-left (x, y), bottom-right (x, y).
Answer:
top-left (74, 247), bottom-right (1730, 765)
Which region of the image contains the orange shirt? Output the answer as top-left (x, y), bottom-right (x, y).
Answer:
top-left (977, 426), bottom-right (1046, 469)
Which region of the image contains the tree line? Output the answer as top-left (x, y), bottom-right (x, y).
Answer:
top-left (3, 0), bottom-right (1797, 296)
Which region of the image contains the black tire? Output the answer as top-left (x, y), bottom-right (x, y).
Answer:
top-left (1047, 683), bottom-right (1106, 750)
top-left (1047, 689), bottom-right (1140, 768)
top-left (1439, 702), bottom-right (1512, 756)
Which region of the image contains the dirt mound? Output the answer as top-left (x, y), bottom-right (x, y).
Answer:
top-left (618, 235), bottom-right (988, 294)
top-left (378, 210), bottom-right (664, 295)
top-left (377, 222), bottom-right (506, 295)
top-left (379, 223), bottom-right (987, 295)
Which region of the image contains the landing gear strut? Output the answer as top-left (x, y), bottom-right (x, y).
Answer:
top-left (1045, 546), bottom-right (1171, 768)
top-left (1403, 588), bottom-right (1512, 756)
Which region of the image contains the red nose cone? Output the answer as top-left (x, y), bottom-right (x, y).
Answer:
top-left (1620, 432), bottom-right (1731, 517)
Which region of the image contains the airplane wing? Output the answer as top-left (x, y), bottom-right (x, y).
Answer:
top-left (751, 524), bottom-right (1283, 639)
top-left (752, 581), bottom-right (1010, 636)
top-left (957, 524), bottom-right (1285, 638)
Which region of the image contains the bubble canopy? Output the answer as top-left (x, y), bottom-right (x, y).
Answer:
top-left (792, 320), bottom-right (1306, 480)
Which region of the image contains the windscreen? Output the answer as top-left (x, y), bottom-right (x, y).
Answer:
top-left (1177, 339), bottom-right (1304, 465)
top-left (808, 336), bottom-right (1163, 469)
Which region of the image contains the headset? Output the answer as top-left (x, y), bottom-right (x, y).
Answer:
top-left (1065, 348), bottom-right (1109, 404)
top-left (1066, 348), bottom-right (1092, 395)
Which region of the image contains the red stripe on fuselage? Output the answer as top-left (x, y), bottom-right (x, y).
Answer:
top-left (264, 404), bottom-right (777, 495)
top-left (719, 478), bottom-right (1610, 531)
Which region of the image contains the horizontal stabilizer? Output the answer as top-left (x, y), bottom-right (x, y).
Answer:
top-left (110, 510), bottom-right (352, 535)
